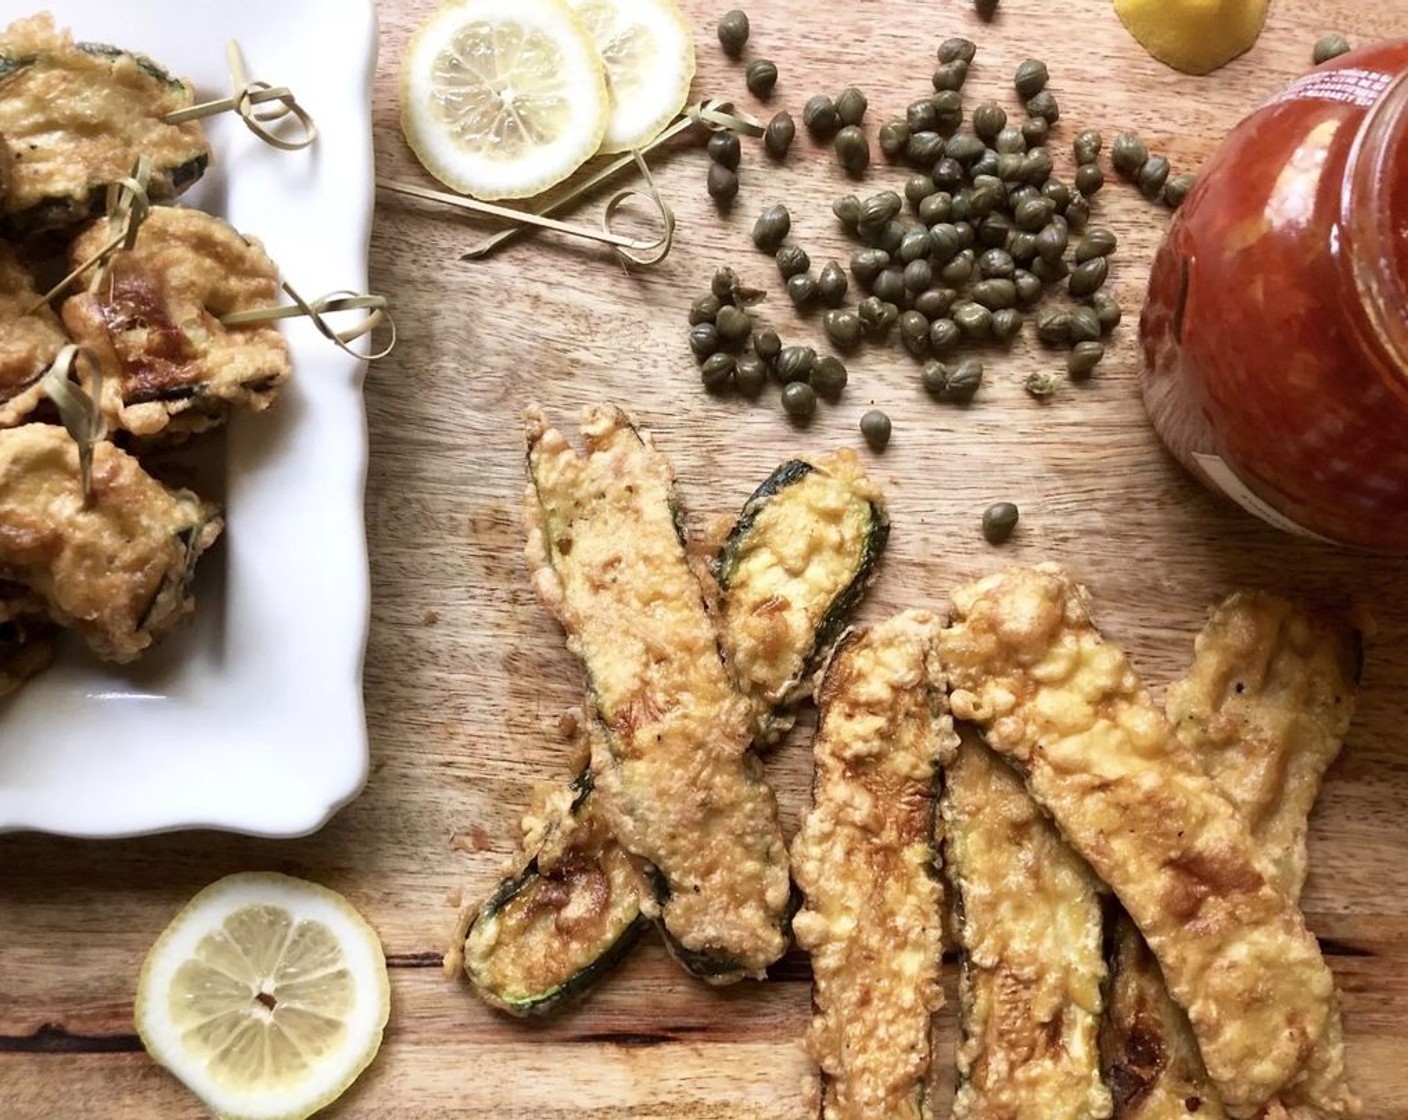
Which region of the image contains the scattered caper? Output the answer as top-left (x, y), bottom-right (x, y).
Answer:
top-left (1020, 116), bottom-right (1049, 148)
top-left (753, 327), bottom-right (782, 363)
top-left (974, 0), bottom-right (999, 21)
top-left (715, 304), bottom-right (752, 344)
top-left (926, 357), bottom-right (983, 402)
top-left (764, 111), bottom-right (796, 158)
top-left (1313, 33), bottom-right (1351, 64)
top-left (1014, 58), bottom-right (1049, 100)
top-left (1067, 340), bottom-right (1105, 379)
top-left (817, 261), bottom-right (849, 307)
top-left (708, 131), bottom-right (741, 170)
top-left (971, 101), bottom-right (1007, 141)
top-left (776, 345), bottom-right (816, 383)
top-left (978, 248), bottom-right (1015, 279)
top-left (1030, 255), bottom-right (1069, 284)
top-left (929, 223), bottom-right (963, 263)
top-left (916, 287), bottom-right (957, 320)
top-left (834, 125), bottom-right (870, 174)
top-left (707, 162), bottom-right (739, 203)
top-left (781, 380), bottom-right (817, 420)
top-left (850, 247), bottom-right (891, 285)
top-left (978, 211), bottom-right (1013, 247)
top-left (775, 245), bottom-right (810, 280)
top-left (812, 355), bottom-right (849, 398)
top-left (950, 190), bottom-right (973, 223)
top-left (858, 295), bottom-right (898, 337)
top-left (1068, 305), bottom-right (1103, 343)
top-left (859, 190), bottom-right (902, 228)
top-left (899, 227), bottom-right (933, 262)
top-left (1023, 370), bottom-right (1059, 399)
top-left (1138, 155), bottom-right (1171, 199)
top-left (873, 267), bottom-right (906, 305)
top-left (1111, 132), bottom-right (1148, 176)
top-left (1065, 193), bottom-right (1091, 229)
top-left (835, 86), bottom-right (868, 126)
top-left (1074, 162), bottom-right (1105, 196)
top-left (1075, 227), bottom-right (1117, 263)
top-left (689, 321), bottom-right (721, 357)
top-left (833, 194), bottom-right (861, 231)
top-left (921, 359), bottom-right (951, 396)
top-left (746, 59), bottom-right (779, 98)
top-left (877, 221), bottom-right (904, 257)
top-left (1035, 222), bottom-right (1068, 263)
top-left (940, 248), bottom-right (975, 287)
top-left (946, 132), bottom-right (986, 167)
top-left (982, 501), bottom-right (1019, 543)
top-left (1035, 308), bottom-right (1073, 345)
top-left (787, 272), bottom-right (818, 308)
top-left (1164, 173), bottom-right (1197, 208)
top-left (717, 9), bottom-right (749, 57)
top-left (1073, 128), bottom-right (1102, 165)
top-left (932, 59), bottom-right (969, 91)
top-left (1019, 148), bottom-right (1054, 185)
top-left (1090, 289), bottom-right (1122, 332)
top-left (860, 409), bottom-right (891, 449)
top-left (689, 293), bottom-right (722, 325)
top-left (972, 149), bottom-right (1000, 179)
top-left (803, 94), bottom-right (840, 138)
top-left (931, 89), bottom-right (965, 132)
top-left (990, 307), bottom-right (1023, 343)
top-left (937, 36), bottom-right (977, 64)
top-left (701, 351), bottom-right (736, 390)
top-left (972, 278), bottom-right (1017, 310)
top-left (752, 203), bottom-right (791, 251)
top-left (1013, 269), bottom-right (1042, 305)
top-left (906, 103), bottom-right (940, 141)
top-left (901, 131), bottom-right (942, 168)
top-left (879, 119), bottom-right (910, 159)
top-left (995, 126), bottom-right (1026, 155)
top-left (734, 353), bottom-right (768, 396)
top-left (1006, 230), bottom-right (1038, 262)
top-left (903, 258), bottom-right (934, 292)
top-left (823, 309), bottom-right (863, 352)
top-left (1041, 178), bottom-right (1071, 211)
top-left (1025, 90), bottom-right (1060, 124)
top-left (953, 300), bottom-right (993, 339)
top-left (932, 155), bottom-right (964, 190)
top-left (1014, 196), bottom-right (1056, 231)
top-left (905, 173), bottom-right (934, 207)
top-left (929, 317), bottom-right (961, 352)
top-left (899, 309), bottom-right (931, 356)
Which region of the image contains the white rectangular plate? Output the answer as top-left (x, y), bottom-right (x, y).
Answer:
top-left (0, 0), bottom-right (377, 837)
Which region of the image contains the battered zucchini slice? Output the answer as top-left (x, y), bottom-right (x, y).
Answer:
top-left (0, 15), bottom-right (209, 235)
top-left (941, 565), bottom-right (1353, 1120)
top-left (0, 425), bottom-right (222, 663)
top-left (943, 732), bottom-right (1112, 1120)
top-left (61, 206), bottom-right (292, 439)
top-left (791, 611), bottom-right (957, 1120)
top-left (1103, 593), bottom-right (1361, 1120)
top-left (0, 581), bottom-right (57, 698)
top-left (524, 406), bottom-right (791, 983)
top-left (716, 451), bottom-right (888, 743)
top-left (0, 243), bottom-right (67, 427)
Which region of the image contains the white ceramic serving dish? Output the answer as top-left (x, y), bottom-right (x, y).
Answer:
top-left (0, 0), bottom-right (378, 837)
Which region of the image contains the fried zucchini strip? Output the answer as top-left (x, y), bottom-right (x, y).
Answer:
top-left (791, 611), bottom-right (957, 1120)
top-left (943, 730), bottom-right (1111, 1120)
top-left (524, 406), bottom-right (790, 981)
top-left (1104, 593), bottom-right (1361, 1120)
top-left (941, 565), bottom-right (1352, 1119)
top-left (0, 243), bottom-right (66, 427)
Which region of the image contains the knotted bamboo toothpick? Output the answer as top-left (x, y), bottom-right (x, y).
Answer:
top-left (165, 40), bottom-right (316, 151)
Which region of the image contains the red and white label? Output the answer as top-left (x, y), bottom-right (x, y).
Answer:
top-left (1264, 67), bottom-right (1393, 110)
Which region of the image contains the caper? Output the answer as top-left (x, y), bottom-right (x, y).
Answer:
top-left (1313, 33), bottom-right (1351, 64)
top-left (1025, 90), bottom-right (1060, 124)
top-left (859, 190), bottom-right (903, 228)
top-left (953, 300), bottom-right (993, 339)
top-left (970, 101), bottom-right (1007, 142)
top-left (860, 409), bottom-right (891, 449)
top-left (972, 278), bottom-right (1017, 310)
top-left (905, 173), bottom-right (935, 207)
top-left (1068, 305), bottom-right (1102, 343)
top-left (978, 211), bottom-right (1013, 248)
top-left (781, 380), bottom-right (817, 420)
top-left (734, 353), bottom-right (768, 396)
top-left (1073, 128), bottom-right (1102, 165)
top-left (787, 272), bottom-right (818, 308)
top-left (932, 59), bottom-right (969, 91)
top-left (937, 36), bottom-right (977, 63)
top-left (1065, 193), bottom-right (1091, 229)
top-left (858, 295), bottom-right (899, 337)
top-left (1006, 230), bottom-right (1038, 262)
top-left (990, 307), bottom-right (1023, 343)
top-left (875, 220), bottom-right (905, 253)
top-left (1023, 370), bottom-right (1058, 398)
top-left (1138, 155), bottom-right (1170, 199)
top-left (1111, 132), bottom-right (1148, 176)
top-left (1020, 116), bottom-right (1049, 148)
top-left (812, 355), bottom-right (849, 398)
top-left (899, 309), bottom-right (931, 356)
top-left (1164, 173), bottom-right (1197, 209)
top-left (995, 126), bottom-right (1026, 155)
top-left (803, 94), bottom-right (840, 138)
top-left (982, 501), bottom-right (1019, 543)
top-left (929, 223), bottom-right (963, 263)
top-left (716, 304), bottom-right (753, 344)
top-left (835, 86), bottom-right (868, 126)
top-left (752, 203), bottom-right (791, 251)
top-left (1008, 185), bottom-right (1039, 210)
top-left (932, 156), bottom-right (964, 190)
top-left (873, 266), bottom-right (906, 305)
top-left (906, 98), bottom-right (939, 134)
top-left (1030, 255), bottom-right (1069, 284)
top-left (940, 248), bottom-right (975, 287)
top-left (898, 227), bottom-right (932, 262)
top-left (920, 192), bottom-right (953, 226)
top-left (949, 190), bottom-right (973, 225)
top-left (689, 293), bottom-right (722, 325)
top-left (773, 246), bottom-right (808, 281)
top-left (995, 152), bottom-right (1023, 181)
top-left (753, 327), bottom-right (782, 363)
top-left (976, 248), bottom-right (1013, 279)
top-left (1074, 162), bottom-right (1105, 196)
top-left (708, 131), bottom-right (741, 169)
top-left (955, 220), bottom-right (976, 250)
top-left (850, 247), bottom-right (891, 285)
top-left (690, 321), bottom-right (721, 358)
top-left (817, 261), bottom-right (849, 307)
top-left (1013, 269), bottom-right (1042, 305)
top-left (717, 9), bottom-right (749, 57)
top-left (1015, 197), bottom-right (1056, 231)
top-left (915, 287), bottom-right (957, 320)
top-left (879, 119), bottom-right (910, 159)
top-left (921, 359), bottom-right (951, 396)
top-left (928, 317), bottom-right (961, 353)
top-left (833, 126), bottom-right (870, 174)
top-left (907, 131), bottom-right (947, 168)
top-left (1035, 308), bottom-right (1073, 345)
top-left (1042, 178), bottom-right (1071, 210)
top-left (1014, 58), bottom-right (1048, 99)
top-left (975, 0), bottom-right (999, 20)
top-left (833, 193), bottom-right (861, 230)
top-left (972, 149), bottom-right (1000, 179)
top-left (946, 132), bottom-right (986, 166)
top-left (708, 269), bottom-right (739, 300)
top-left (931, 90), bottom-right (965, 132)
top-left (904, 258), bottom-right (934, 292)
top-left (926, 357), bottom-right (983, 402)
top-left (1019, 148), bottom-right (1054, 185)
top-left (823, 309), bottom-right (862, 352)
top-left (1090, 289), bottom-right (1122, 332)
top-left (1035, 222), bottom-right (1068, 263)
top-left (707, 162), bottom-right (740, 203)
top-left (701, 351), bottom-right (736, 390)
top-left (776, 345), bottom-right (816, 383)
top-left (1067, 340), bottom-right (1105, 379)
top-left (1074, 227), bottom-right (1117, 263)
top-left (764, 111), bottom-right (796, 158)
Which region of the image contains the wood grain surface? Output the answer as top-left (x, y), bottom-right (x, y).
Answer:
top-left (5, 0), bottom-right (1408, 1116)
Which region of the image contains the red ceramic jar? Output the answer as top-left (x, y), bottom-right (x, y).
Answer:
top-left (1141, 41), bottom-right (1408, 551)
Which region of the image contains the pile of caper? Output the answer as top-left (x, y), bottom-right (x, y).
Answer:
top-left (1111, 131), bottom-right (1195, 209)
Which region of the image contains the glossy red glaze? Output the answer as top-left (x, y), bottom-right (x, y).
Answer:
top-left (1141, 40), bottom-right (1408, 551)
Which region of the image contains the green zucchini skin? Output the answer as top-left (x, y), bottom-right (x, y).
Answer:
top-left (76, 41), bottom-right (186, 90)
top-left (716, 459), bottom-right (816, 580)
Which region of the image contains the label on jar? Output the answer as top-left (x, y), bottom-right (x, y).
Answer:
top-left (1264, 67), bottom-right (1393, 110)
top-left (1191, 453), bottom-right (1337, 543)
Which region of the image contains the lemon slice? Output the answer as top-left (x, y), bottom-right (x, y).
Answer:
top-left (567, 0), bottom-right (696, 153)
top-left (400, 0), bottom-right (610, 200)
top-left (135, 873), bottom-right (390, 1120)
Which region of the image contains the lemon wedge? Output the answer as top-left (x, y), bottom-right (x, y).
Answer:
top-left (135, 872), bottom-right (390, 1120)
top-left (400, 0), bottom-right (610, 200)
top-left (1113, 0), bottom-right (1269, 75)
top-left (567, 0), bottom-right (696, 153)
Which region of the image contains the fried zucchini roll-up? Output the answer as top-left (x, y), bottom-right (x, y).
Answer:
top-left (0, 580), bottom-right (57, 696)
top-left (62, 207), bottom-right (292, 439)
top-left (1105, 593), bottom-right (1361, 1120)
top-left (791, 611), bottom-right (957, 1120)
top-left (941, 565), bottom-right (1353, 1120)
top-left (0, 425), bottom-right (221, 663)
top-left (0, 244), bottom-right (67, 427)
top-left (0, 15), bottom-right (209, 235)
top-left (716, 452), bottom-right (889, 745)
top-left (524, 406), bottom-right (790, 982)
top-left (943, 732), bottom-right (1112, 1120)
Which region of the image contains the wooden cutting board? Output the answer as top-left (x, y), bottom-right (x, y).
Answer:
top-left (4, 0), bottom-right (1408, 1116)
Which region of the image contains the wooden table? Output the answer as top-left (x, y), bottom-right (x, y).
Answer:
top-left (5, 0), bottom-right (1408, 1115)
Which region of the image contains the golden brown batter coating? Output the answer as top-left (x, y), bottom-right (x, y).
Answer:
top-left (791, 611), bottom-right (956, 1120)
top-left (0, 424), bottom-right (221, 662)
top-left (524, 405), bottom-right (790, 981)
top-left (62, 206), bottom-right (290, 438)
top-left (943, 732), bottom-right (1111, 1120)
top-left (0, 243), bottom-right (67, 427)
top-left (0, 581), bottom-right (57, 697)
top-left (941, 565), bottom-right (1354, 1120)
